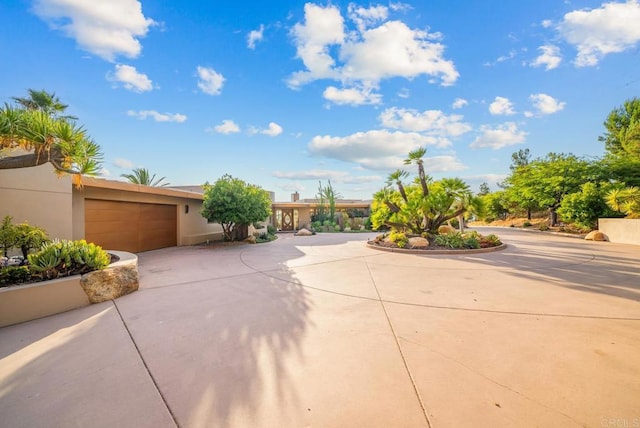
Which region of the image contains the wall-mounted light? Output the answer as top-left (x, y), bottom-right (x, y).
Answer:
top-left (185, 204), bottom-right (189, 214)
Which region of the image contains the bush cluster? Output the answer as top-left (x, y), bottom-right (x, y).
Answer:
top-left (388, 231), bottom-right (409, 248)
top-left (1, 239), bottom-right (110, 287)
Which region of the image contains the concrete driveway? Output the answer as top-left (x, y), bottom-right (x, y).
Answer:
top-left (1, 228), bottom-right (639, 427)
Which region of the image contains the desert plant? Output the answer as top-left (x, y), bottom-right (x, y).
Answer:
top-left (14, 222), bottom-right (49, 259)
top-left (0, 266), bottom-right (31, 287)
top-left (28, 239), bottom-right (110, 280)
top-left (388, 231), bottom-right (409, 248)
top-left (0, 216), bottom-right (17, 257)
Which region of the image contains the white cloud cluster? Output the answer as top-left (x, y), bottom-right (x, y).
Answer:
top-left (530, 45), bottom-right (562, 70)
top-left (212, 120), bottom-right (240, 134)
top-left (558, 0), bottom-right (640, 67)
top-left (323, 86), bottom-right (382, 105)
top-left (289, 3), bottom-right (458, 105)
top-left (32, 0), bottom-right (155, 61)
top-left (196, 66), bottom-right (225, 95)
top-left (247, 24), bottom-right (264, 49)
top-left (378, 107), bottom-right (471, 143)
top-left (127, 110), bottom-right (187, 123)
top-left (113, 158), bottom-right (134, 169)
top-left (309, 129), bottom-right (460, 170)
top-left (525, 93), bottom-right (566, 117)
top-left (261, 122), bottom-right (283, 136)
top-left (471, 122), bottom-right (527, 150)
top-left (272, 169), bottom-right (381, 184)
top-left (452, 98), bottom-right (468, 109)
top-left (489, 97), bottom-right (516, 116)
top-left (107, 64), bottom-right (153, 92)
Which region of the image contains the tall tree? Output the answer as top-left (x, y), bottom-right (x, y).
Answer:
top-left (404, 147), bottom-right (429, 196)
top-left (599, 97), bottom-right (640, 158)
top-left (121, 167), bottom-right (170, 187)
top-left (11, 89), bottom-right (77, 120)
top-left (201, 175), bottom-right (272, 241)
top-left (510, 148), bottom-right (531, 171)
top-left (0, 90), bottom-right (102, 183)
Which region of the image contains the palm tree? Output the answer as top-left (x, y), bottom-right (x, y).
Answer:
top-left (121, 167), bottom-right (170, 187)
top-left (12, 89), bottom-right (77, 120)
top-left (404, 147), bottom-right (429, 196)
top-left (386, 169), bottom-right (409, 203)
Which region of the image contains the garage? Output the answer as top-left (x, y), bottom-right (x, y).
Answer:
top-left (84, 199), bottom-right (177, 253)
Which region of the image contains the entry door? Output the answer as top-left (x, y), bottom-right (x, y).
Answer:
top-left (281, 209), bottom-right (294, 231)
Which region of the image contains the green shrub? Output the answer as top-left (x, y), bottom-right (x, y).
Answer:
top-left (539, 224), bottom-right (549, 231)
top-left (334, 224), bottom-right (341, 232)
top-left (389, 231), bottom-right (409, 248)
top-left (267, 225), bottom-right (276, 235)
top-left (434, 232), bottom-right (481, 249)
top-left (523, 221), bottom-right (532, 227)
top-left (479, 234), bottom-right (502, 248)
top-left (28, 240), bottom-right (110, 280)
top-left (0, 266), bottom-right (31, 287)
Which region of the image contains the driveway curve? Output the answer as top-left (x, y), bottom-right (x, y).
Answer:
top-left (1, 228), bottom-right (639, 428)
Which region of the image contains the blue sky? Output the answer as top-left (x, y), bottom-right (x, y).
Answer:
top-left (1, 1), bottom-right (639, 200)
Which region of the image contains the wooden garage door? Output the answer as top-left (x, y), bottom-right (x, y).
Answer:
top-left (85, 199), bottom-right (177, 253)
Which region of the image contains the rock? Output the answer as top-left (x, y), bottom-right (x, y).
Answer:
top-left (80, 265), bottom-right (139, 303)
top-left (408, 237), bottom-right (429, 249)
top-left (296, 228), bottom-right (313, 236)
top-left (438, 225), bottom-right (457, 235)
top-left (585, 230), bottom-right (607, 241)
top-left (245, 235), bottom-right (257, 244)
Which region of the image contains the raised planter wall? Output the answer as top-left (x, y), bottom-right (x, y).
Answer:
top-left (598, 218), bottom-right (640, 246)
top-left (0, 251), bottom-right (138, 328)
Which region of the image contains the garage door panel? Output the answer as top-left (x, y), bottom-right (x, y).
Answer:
top-left (85, 199), bottom-right (177, 253)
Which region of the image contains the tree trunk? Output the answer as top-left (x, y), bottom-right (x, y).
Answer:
top-left (0, 152), bottom-right (51, 169)
top-left (233, 224), bottom-right (249, 241)
top-left (549, 208), bottom-right (558, 226)
top-left (527, 208), bottom-right (532, 220)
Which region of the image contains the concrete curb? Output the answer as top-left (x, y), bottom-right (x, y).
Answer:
top-left (366, 242), bottom-right (507, 255)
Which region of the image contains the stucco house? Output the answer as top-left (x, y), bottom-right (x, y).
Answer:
top-left (0, 164), bottom-right (223, 253)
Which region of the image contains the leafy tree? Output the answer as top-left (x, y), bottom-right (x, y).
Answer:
top-left (557, 182), bottom-right (623, 229)
top-left (478, 182), bottom-right (490, 196)
top-left (121, 167), bottom-right (170, 187)
top-left (14, 222), bottom-right (49, 259)
top-left (599, 97), bottom-right (640, 158)
top-left (479, 191), bottom-right (509, 222)
top-left (0, 216), bottom-right (17, 257)
top-left (11, 89), bottom-right (77, 120)
top-left (0, 90), bottom-right (102, 183)
top-left (201, 175), bottom-right (272, 241)
top-left (606, 186), bottom-right (640, 218)
top-left (510, 148), bottom-right (531, 171)
top-left (505, 153), bottom-right (594, 225)
top-left (372, 147), bottom-right (482, 234)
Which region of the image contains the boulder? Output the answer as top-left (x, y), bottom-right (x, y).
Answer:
top-left (408, 237), bottom-right (429, 249)
top-left (438, 225), bottom-right (457, 235)
top-left (80, 265), bottom-right (139, 303)
top-left (245, 235), bottom-right (257, 244)
top-left (296, 228), bottom-right (313, 236)
top-left (585, 230), bottom-right (607, 241)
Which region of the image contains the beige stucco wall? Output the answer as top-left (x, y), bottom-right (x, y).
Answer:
top-left (598, 218), bottom-right (640, 246)
top-left (0, 163), bottom-right (73, 240)
top-left (73, 179), bottom-right (223, 245)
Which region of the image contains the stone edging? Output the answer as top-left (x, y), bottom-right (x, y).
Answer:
top-left (366, 242), bottom-right (507, 255)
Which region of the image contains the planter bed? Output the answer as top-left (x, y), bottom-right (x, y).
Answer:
top-left (0, 251), bottom-right (137, 327)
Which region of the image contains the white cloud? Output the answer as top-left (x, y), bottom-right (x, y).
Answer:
top-left (347, 4), bottom-right (388, 32)
top-left (288, 3), bottom-right (345, 87)
top-left (309, 129), bottom-right (445, 170)
top-left (113, 158), bottom-right (134, 169)
top-left (323, 86), bottom-right (382, 105)
top-left (558, 0), bottom-right (640, 67)
top-left (378, 107), bottom-right (471, 142)
top-left (212, 119), bottom-right (240, 134)
top-left (247, 24), bottom-right (264, 49)
top-left (489, 96), bottom-right (516, 116)
top-left (288, 3), bottom-right (458, 104)
top-left (261, 122), bottom-right (283, 137)
top-left (32, 0), bottom-right (155, 61)
top-left (99, 167), bottom-right (111, 177)
top-left (107, 64), bottom-right (153, 92)
top-left (127, 110), bottom-right (187, 123)
top-left (452, 98), bottom-right (468, 109)
top-left (470, 122), bottom-right (527, 149)
top-left (272, 169), bottom-right (381, 184)
top-left (484, 50), bottom-right (517, 66)
top-left (530, 45), bottom-right (562, 70)
top-left (196, 66), bottom-right (225, 95)
top-left (527, 93), bottom-right (566, 116)
top-left (423, 156), bottom-right (468, 173)
top-left (389, 2), bottom-right (412, 12)
top-left (397, 88), bottom-right (410, 99)
top-left (541, 19), bottom-right (553, 28)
